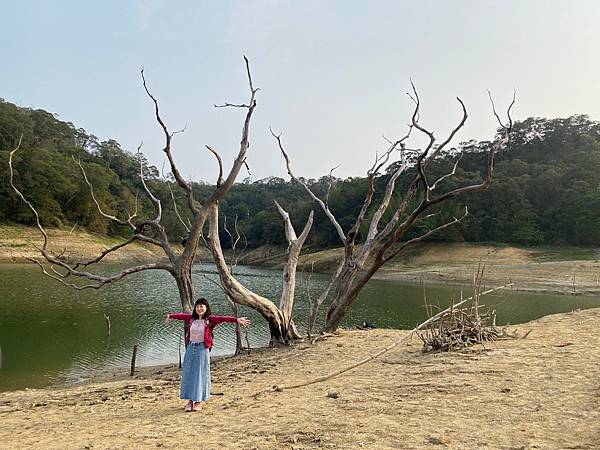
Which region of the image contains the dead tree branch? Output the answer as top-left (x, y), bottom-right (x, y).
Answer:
top-left (141, 68), bottom-right (198, 217)
top-left (272, 128), bottom-right (347, 243)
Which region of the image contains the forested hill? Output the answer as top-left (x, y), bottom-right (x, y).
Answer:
top-left (2, 98), bottom-right (600, 248)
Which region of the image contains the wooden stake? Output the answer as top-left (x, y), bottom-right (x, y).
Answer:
top-left (130, 344), bottom-right (138, 376)
top-left (178, 333), bottom-right (182, 369)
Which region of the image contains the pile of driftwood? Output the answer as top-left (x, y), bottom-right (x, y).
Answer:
top-left (418, 265), bottom-right (510, 352)
top-left (418, 303), bottom-right (504, 352)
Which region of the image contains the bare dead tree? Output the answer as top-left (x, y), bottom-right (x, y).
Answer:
top-left (9, 57), bottom-right (258, 305)
top-left (8, 58), bottom-right (310, 343)
top-left (274, 200), bottom-right (313, 340)
top-left (274, 85), bottom-right (515, 333)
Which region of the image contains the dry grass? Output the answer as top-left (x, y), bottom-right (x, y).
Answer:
top-left (0, 224), bottom-right (167, 263)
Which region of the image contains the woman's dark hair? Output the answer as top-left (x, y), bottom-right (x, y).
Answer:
top-left (191, 298), bottom-right (211, 320)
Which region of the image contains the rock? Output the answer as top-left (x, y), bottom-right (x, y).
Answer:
top-left (427, 436), bottom-right (446, 446)
top-left (326, 390), bottom-right (340, 399)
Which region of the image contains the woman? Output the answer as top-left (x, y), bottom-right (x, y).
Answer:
top-left (165, 297), bottom-right (250, 412)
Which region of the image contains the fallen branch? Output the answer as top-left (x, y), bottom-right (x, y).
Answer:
top-left (264, 283), bottom-right (513, 393)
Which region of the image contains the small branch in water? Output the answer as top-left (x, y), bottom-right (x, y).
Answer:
top-left (103, 314), bottom-right (111, 337)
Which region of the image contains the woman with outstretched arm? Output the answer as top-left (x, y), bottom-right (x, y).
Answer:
top-left (165, 297), bottom-right (250, 412)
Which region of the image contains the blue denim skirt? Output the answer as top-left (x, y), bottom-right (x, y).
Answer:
top-left (180, 342), bottom-right (211, 401)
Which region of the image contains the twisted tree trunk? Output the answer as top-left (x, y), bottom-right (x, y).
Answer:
top-left (208, 204), bottom-right (289, 343)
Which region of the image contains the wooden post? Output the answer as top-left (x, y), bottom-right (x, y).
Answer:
top-left (130, 344), bottom-right (138, 376)
top-left (178, 333), bottom-right (182, 369)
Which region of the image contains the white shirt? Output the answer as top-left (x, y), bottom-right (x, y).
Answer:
top-left (189, 319), bottom-right (206, 343)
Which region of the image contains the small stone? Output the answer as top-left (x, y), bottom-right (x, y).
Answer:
top-left (427, 436), bottom-right (446, 446)
top-left (326, 390), bottom-right (340, 399)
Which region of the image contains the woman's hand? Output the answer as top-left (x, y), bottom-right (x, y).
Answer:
top-left (164, 314), bottom-right (172, 324)
top-left (237, 317), bottom-right (251, 327)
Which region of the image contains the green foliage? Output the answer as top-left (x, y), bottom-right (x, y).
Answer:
top-left (0, 99), bottom-right (157, 237)
top-left (2, 97), bottom-right (600, 248)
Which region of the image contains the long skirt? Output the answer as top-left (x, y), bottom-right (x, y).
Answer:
top-left (180, 342), bottom-right (211, 401)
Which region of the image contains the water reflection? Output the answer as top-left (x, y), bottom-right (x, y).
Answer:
top-left (1, 263), bottom-right (600, 391)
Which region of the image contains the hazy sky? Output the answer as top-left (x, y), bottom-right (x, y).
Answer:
top-left (2, 1), bottom-right (599, 183)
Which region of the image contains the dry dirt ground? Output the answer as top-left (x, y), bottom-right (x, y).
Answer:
top-left (0, 225), bottom-right (167, 264)
top-left (1, 307), bottom-right (599, 450)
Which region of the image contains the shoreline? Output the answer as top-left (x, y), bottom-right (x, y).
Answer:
top-left (5, 256), bottom-right (600, 298)
top-left (372, 259), bottom-right (600, 296)
top-left (2, 308), bottom-right (599, 449)
top-left (2, 225), bottom-right (599, 296)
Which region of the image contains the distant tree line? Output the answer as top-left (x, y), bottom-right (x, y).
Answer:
top-left (2, 98), bottom-right (600, 248)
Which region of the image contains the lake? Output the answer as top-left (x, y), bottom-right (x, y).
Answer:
top-left (2, 263), bottom-right (600, 391)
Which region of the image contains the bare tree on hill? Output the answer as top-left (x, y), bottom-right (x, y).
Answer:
top-left (274, 86), bottom-right (514, 333)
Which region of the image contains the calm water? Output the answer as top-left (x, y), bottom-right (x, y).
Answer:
top-left (2, 263), bottom-right (600, 391)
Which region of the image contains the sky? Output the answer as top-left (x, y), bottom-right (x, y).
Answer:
top-left (2, 1), bottom-right (599, 183)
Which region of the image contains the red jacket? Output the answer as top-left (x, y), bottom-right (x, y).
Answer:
top-left (167, 313), bottom-right (238, 349)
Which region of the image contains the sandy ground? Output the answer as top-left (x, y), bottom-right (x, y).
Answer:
top-left (1, 307), bottom-right (599, 450)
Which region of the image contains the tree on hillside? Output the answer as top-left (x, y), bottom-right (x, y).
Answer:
top-left (0, 99), bottom-right (149, 234)
top-left (274, 86), bottom-right (514, 333)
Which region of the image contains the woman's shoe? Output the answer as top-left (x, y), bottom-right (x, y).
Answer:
top-left (193, 401), bottom-right (204, 411)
